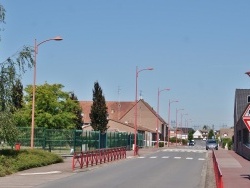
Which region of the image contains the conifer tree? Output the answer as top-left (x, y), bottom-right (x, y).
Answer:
top-left (89, 81), bottom-right (109, 133)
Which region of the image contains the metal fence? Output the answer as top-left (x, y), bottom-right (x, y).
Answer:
top-left (16, 127), bottom-right (143, 154)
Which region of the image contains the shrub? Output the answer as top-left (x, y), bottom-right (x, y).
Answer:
top-left (159, 142), bottom-right (164, 147)
top-left (221, 138), bottom-right (232, 150)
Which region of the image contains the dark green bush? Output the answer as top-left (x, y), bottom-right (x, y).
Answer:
top-left (159, 142), bottom-right (164, 147)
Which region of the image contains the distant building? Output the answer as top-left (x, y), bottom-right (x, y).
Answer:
top-left (219, 128), bottom-right (234, 139)
top-left (80, 99), bottom-right (168, 146)
top-left (193, 130), bottom-right (202, 139)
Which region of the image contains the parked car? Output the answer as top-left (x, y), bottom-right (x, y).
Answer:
top-left (206, 139), bottom-right (218, 150)
top-left (188, 140), bottom-right (195, 146)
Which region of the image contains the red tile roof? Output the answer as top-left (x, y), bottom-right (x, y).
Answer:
top-left (80, 101), bottom-right (135, 123)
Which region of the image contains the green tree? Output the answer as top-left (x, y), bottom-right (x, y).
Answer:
top-left (188, 131), bottom-right (194, 141)
top-left (89, 81), bottom-right (109, 133)
top-left (69, 92), bottom-right (83, 130)
top-left (208, 129), bottom-right (215, 139)
top-left (0, 3), bottom-right (33, 146)
top-left (15, 83), bottom-right (82, 129)
top-left (0, 112), bottom-right (19, 147)
top-left (11, 78), bottom-right (23, 111)
top-left (203, 125), bottom-right (208, 130)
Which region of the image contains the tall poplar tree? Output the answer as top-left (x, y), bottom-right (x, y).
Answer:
top-left (89, 81), bottom-right (109, 133)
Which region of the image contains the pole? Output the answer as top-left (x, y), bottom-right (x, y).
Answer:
top-left (156, 88), bottom-right (159, 148)
top-left (168, 100), bottom-right (170, 147)
top-left (31, 39), bottom-right (37, 149)
top-left (176, 108), bottom-right (178, 146)
top-left (134, 66), bottom-right (138, 156)
top-left (133, 66), bottom-right (153, 155)
top-left (30, 36), bottom-right (62, 149)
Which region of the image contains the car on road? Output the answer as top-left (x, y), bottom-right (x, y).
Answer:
top-left (206, 139), bottom-right (218, 150)
top-left (188, 140), bottom-right (195, 146)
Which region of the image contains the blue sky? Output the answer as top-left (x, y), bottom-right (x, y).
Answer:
top-left (1, 1), bottom-right (250, 130)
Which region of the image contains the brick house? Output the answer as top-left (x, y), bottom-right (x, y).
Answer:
top-left (80, 99), bottom-right (168, 146)
top-left (234, 89), bottom-right (250, 160)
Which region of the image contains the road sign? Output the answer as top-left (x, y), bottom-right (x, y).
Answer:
top-left (242, 104), bottom-right (250, 131)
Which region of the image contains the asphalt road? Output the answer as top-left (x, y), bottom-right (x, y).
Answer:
top-left (37, 147), bottom-right (207, 188)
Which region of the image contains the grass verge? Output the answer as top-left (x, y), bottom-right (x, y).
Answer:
top-left (0, 149), bottom-right (63, 177)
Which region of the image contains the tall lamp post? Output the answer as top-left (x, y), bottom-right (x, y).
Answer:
top-left (167, 100), bottom-right (178, 147)
top-left (175, 108), bottom-right (184, 146)
top-left (180, 113), bottom-right (188, 140)
top-left (134, 66), bottom-right (153, 155)
top-left (185, 119), bottom-right (192, 139)
top-left (31, 36), bottom-right (63, 149)
top-left (156, 88), bottom-right (170, 148)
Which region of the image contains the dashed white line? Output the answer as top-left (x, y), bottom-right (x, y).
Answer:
top-left (186, 157), bottom-right (193, 160)
top-left (150, 156), bottom-right (157, 158)
top-left (198, 158), bottom-right (205, 161)
top-left (174, 157), bottom-right (181, 159)
top-left (162, 156), bottom-right (169, 159)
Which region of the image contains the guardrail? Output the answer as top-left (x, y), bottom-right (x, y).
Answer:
top-left (72, 147), bottom-right (127, 170)
top-left (212, 150), bottom-right (224, 188)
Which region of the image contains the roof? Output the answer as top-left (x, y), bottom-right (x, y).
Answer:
top-left (80, 101), bottom-right (135, 123)
top-left (234, 89), bottom-right (250, 125)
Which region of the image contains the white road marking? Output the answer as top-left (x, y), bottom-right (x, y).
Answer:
top-left (19, 171), bottom-right (61, 176)
top-left (198, 158), bottom-right (205, 161)
top-left (174, 157), bottom-right (181, 159)
top-left (162, 156), bottom-right (169, 158)
top-left (150, 156), bottom-right (157, 158)
top-left (186, 157), bottom-right (193, 160)
top-left (138, 156), bottom-right (145, 158)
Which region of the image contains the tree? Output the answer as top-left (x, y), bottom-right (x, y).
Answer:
top-left (203, 125), bottom-right (208, 130)
top-left (208, 129), bottom-right (215, 139)
top-left (11, 78), bottom-right (23, 111)
top-left (0, 112), bottom-right (19, 147)
top-left (0, 3), bottom-right (33, 147)
top-left (89, 81), bottom-right (109, 133)
top-left (188, 131), bottom-right (194, 141)
top-left (15, 83), bottom-right (82, 129)
top-left (69, 92), bottom-right (83, 130)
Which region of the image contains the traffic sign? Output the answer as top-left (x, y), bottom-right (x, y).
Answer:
top-left (242, 104), bottom-right (250, 131)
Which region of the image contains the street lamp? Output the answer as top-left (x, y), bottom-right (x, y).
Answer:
top-left (175, 108), bottom-right (184, 146)
top-left (245, 71), bottom-right (250, 77)
top-left (31, 36), bottom-right (63, 149)
top-left (180, 113), bottom-right (188, 140)
top-left (156, 88), bottom-right (170, 148)
top-left (167, 100), bottom-right (178, 147)
top-left (185, 119), bottom-right (192, 139)
top-left (134, 66), bottom-right (153, 156)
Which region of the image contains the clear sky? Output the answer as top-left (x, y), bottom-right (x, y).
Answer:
top-left (1, 1), bottom-right (250, 130)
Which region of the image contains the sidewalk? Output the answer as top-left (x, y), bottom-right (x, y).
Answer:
top-left (214, 148), bottom-right (250, 188)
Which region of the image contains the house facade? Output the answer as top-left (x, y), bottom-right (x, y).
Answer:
top-left (193, 130), bottom-right (202, 139)
top-left (80, 99), bottom-right (168, 146)
top-left (234, 89), bottom-right (250, 160)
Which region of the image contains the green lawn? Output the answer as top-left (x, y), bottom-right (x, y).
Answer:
top-left (0, 149), bottom-right (63, 177)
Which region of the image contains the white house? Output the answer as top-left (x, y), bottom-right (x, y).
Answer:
top-left (193, 130), bottom-right (202, 139)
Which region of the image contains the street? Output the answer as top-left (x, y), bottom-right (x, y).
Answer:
top-left (37, 146), bottom-right (207, 188)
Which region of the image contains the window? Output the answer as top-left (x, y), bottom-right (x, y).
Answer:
top-left (247, 95), bottom-right (250, 103)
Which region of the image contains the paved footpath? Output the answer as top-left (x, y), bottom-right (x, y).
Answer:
top-left (214, 148), bottom-right (250, 188)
